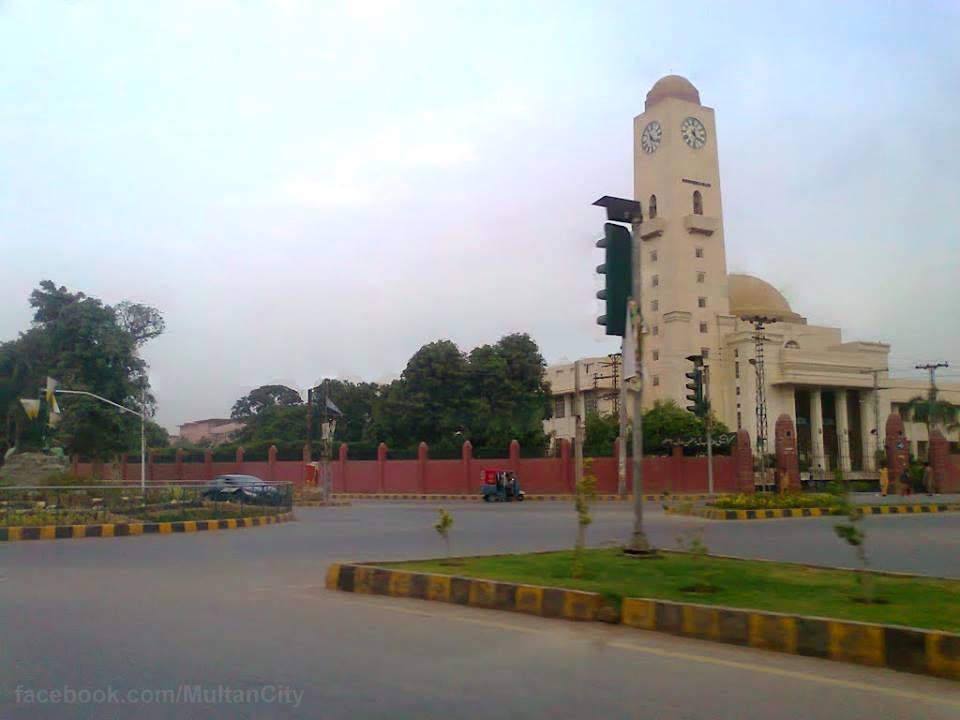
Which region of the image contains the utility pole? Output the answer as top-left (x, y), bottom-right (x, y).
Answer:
top-left (306, 387), bottom-right (313, 463)
top-left (590, 352), bottom-right (627, 496)
top-left (744, 316), bottom-right (776, 490)
top-left (859, 367), bottom-right (889, 471)
top-left (573, 360), bottom-right (583, 495)
top-left (916, 362), bottom-right (949, 429)
top-left (321, 380), bottom-right (333, 503)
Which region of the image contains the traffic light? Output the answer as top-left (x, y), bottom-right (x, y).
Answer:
top-left (685, 355), bottom-right (706, 417)
top-left (596, 223), bottom-right (633, 336)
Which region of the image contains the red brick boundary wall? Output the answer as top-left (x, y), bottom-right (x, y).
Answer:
top-left (928, 429), bottom-right (959, 493)
top-left (74, 434), bottom-right (756, 495)
top-left (774, 414), bottom-right (800, 491)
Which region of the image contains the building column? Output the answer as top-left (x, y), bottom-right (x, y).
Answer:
top-left (810, 389), bottom-right (826, 473)
top-left (835, 389), bottom-right (851, 472)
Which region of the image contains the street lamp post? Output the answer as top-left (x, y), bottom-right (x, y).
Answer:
top-left (53, 388), bottom-right (147, 492)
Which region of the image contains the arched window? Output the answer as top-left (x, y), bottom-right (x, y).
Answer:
top-left (784, 340), bottom-right (800, 349)
top-left (693, 190), bottom-right (703, 215)
top-left (649, 194), bottom-right (657, 219)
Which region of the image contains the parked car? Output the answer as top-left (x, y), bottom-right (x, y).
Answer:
top-left (202, 475), bottom-right (281, 505)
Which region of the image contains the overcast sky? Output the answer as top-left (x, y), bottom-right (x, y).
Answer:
top-left (2, 1), bottom-right (959, 432)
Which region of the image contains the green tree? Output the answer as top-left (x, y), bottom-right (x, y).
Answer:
top-left (373, 340), bottom-right (471, 448)
top-left (583, 412), bottom-right (618, 456)
top-left (901, 393), bottom-right (959, 437)
top-left (323, 380), bottom-right (381, 443)
top-left (233, 404), bottom-right (308, 451)
top-left (640, 400), bottom-right (730, 455)
top-left (231, 384), bottom-right (303, 420)
top-left (0, 281), bottom-right (164, 461)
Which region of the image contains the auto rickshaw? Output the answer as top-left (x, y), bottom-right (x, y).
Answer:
top-left (480, 469), bottom-right (525, 502)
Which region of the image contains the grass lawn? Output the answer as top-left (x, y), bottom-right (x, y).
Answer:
top-left (389, 549), bottom-right (960, 632)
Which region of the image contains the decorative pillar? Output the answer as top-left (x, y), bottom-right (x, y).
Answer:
top-left (928, 429), bottom-right (952, 493)
top-left (268, 445), bottom-right (277, 482)
top-left (377, 442), bottom-right (387, 492)
top-left (774, 414), bottom-right (800, 491)
top-left (509, 439), bottom-right (520, 469)
top-left (235, 447), bottom-right (244, 473)
top-left (560, 438), bottom-right (572, 493)
top-left (810, 389), bottom-right (826, 474)
top-left (885, 413), bottom-right (910, 485)
top-left (734, 429), bottom-right (753, 492)
top-left (204, 450), bottom-right (213, 481)
top-left (121, 455), bottom-right (128, 484)
top-left (148, 449), bottom-right (156, 484)
top-left (461, 440), bottom-right (473, 494)
top-left (339, 443), bottom-right (348, 493)
top-left (417, 442), bottom-right (428, 493)
top-left (835, 390), bottom-right (851, 473)
top-left (670, 445), bottom-right (683, 494)
top-left (175, 448), bottom-right (185, 482)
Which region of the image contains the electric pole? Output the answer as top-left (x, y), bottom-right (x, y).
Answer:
top-left (859, 367), bottom-right (889, 471)
top-left (916, 362), bottom-right (949, 429)
top-left (744, 316), bottom-right (776, 490)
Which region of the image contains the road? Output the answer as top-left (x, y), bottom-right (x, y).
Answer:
top-left (1, 502), bottom-right (958, 719)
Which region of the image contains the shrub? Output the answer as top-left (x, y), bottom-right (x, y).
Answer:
top-left (710, 492), bottom-right (841, 510)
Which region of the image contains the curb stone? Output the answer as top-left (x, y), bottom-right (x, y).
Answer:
top-left (0, 512), bottom-right (295, 542)
top-left (326, 561), bottom-right (960, 682)
top-left (666, 503), bottom-right (960, 520)
top-left (330, 493), bottom-right (722, 503)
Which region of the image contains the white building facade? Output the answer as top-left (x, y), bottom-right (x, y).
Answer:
top-left (544, 76), bottom-right (959, 473)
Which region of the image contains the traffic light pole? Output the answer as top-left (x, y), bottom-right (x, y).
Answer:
top-left (704, 365), bottom-right (714, 497)
top-left (618, 343), bottom-right (627, 497)
top-left (592, 196), bottom-right (649, 554)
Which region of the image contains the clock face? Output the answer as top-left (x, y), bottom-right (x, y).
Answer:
top-left (640, 121), bottom-right (662, 154)
top-left (681, 116), bottom-right (707, 149)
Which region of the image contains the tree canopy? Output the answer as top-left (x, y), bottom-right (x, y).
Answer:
top-left (1, 281), bottom-right (165, 460)
top-left (226, 333), bottom-right (554, 456)
top-left (231, 384), bottom-right (303, 420)
top-left (581, 401), bottom-right (731, 457)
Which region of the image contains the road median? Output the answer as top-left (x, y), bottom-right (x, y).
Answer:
top-left (0, 511), bottom-right (295, 542)
top-left (326, 549), bottom-right (960, 681)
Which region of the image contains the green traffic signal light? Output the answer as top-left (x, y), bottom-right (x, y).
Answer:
top-left (595, 223), bottom-right (633, 337)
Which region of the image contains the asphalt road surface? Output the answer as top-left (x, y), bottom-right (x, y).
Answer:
top-left (2, 502), bottom-right (959, 719)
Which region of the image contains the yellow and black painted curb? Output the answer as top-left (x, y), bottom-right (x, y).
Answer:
top-left (330, 493), bottom-right (719, 503)
top-left (326, 562), bottom-right (960, 681)
top-left (667, 503), bottom-right (960, 520)
top-left (0, 512), bottom-right (295, 542)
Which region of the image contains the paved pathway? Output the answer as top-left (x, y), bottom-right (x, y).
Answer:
top-left (1, 503), bottom-right (958, 719)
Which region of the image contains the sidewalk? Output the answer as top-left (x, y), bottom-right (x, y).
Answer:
top-left (852, 492), bottom-right (960, 505)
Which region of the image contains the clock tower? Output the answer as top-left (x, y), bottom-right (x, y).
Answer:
top-left (633, 75), bottom-right (732, 413)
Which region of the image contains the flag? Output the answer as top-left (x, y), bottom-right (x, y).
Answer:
top-left (325, 397), bottom-right (343, 416)
top-left (20, 399), bottom-right (40, 419)
top-left (45, 377), bottom-right (61, 426)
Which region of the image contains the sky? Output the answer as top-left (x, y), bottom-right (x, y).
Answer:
top-left (2, 0), bottom-right (959, 432)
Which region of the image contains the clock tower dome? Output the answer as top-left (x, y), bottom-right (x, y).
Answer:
top-left (633, 75), bottom-right (732, 413)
